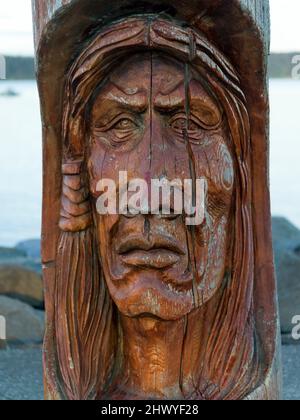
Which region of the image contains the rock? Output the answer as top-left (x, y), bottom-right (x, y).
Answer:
top-left (0, 296), bottom-right (45, 346)
top-left (15, 240), bottom-right (41, 260)
top-left (0, 266), bottom-right (44, 308)
top-left (0, 243), bottom-right (42, 275)
top-left (16, 259), bottom-right (42, 274)
top-left (272, 218), bottom-right (300, 244)
top-left (282, 333), bottom-right (300, 346)
top-left (272, 217), bottom-right (300, 334)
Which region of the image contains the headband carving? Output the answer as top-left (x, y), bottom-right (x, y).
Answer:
top-left (59, 161), bottom-right (92, 232)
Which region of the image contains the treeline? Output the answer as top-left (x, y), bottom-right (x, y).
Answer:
top-left (4, 56), bottom-right (35, 80)
top-left (3, 53), bottom-right (300, 80)
top-left (269, 52), bottom-right (300, 79)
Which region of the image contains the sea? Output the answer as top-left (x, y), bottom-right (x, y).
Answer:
top-left (0, 79), bottom-right (299, 247)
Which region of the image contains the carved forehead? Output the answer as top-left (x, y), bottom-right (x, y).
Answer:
top-left (109, 53), bottom-right (152, 94)
top-left (92, 52), bottom-right (220, 112)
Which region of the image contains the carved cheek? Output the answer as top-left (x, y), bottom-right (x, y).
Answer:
top-left (203, 138), bottom-right (234, 194)
top-left (87, 138), bottom-right (120, 197)
top-left (192, 136), bottom-right (234, 225)
top-left (218, 143), bottom-right (234, 192)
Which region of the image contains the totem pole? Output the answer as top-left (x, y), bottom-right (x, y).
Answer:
top-left (32, 0), bottom-right (282, 400)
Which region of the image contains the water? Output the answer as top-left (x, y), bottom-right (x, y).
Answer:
top-left (0, 80), bottom-right (41, 247)
top-left (0, 79), bottom-right (299, 247)
top-left (269, 79), bottom-right (300, 228)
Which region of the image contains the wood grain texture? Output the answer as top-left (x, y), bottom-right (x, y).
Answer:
top-left (33, 0), bottom-right (282, 400)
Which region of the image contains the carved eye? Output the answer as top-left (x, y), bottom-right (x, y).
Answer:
top-left (93, 116), bottom-right (139, 133)
top-left (93, 115), bottom-right (141, 148)
top-left (169, 113), bottom-right (221, 143)
top-left (112, 118), bottom-right (138, 131)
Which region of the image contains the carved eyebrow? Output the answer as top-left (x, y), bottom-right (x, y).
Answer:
top-left (104, 92), bottom-right (148, 113)
top-left (154, 95), bottom-right (220, 116)
top-left (154, 89), bottom-right (221, 121)
top-left (102, 79), bottom-right (148, 112)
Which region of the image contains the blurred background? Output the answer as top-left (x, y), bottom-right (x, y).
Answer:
top-left (0, 0), bottom-right (299, 400)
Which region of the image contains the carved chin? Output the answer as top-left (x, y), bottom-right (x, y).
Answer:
top-left (108, 273), bottom-right (196, 321)
top-left (101, 221), bottom-right (228, 321)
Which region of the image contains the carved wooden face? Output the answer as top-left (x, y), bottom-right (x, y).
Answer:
top-left (88, 53), bottom-right (234, 321)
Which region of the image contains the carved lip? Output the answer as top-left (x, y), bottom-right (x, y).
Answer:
top-left (121, 249), bottom-right (180, 269)
top-left (117, 235), bottom-right (185, 269)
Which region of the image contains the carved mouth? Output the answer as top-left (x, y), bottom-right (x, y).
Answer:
top-left (121, 249), bottom-right (180, 269)
top-left (117, 236), bottom-right (185, 269)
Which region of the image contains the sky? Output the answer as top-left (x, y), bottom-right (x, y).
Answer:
top-left (0, 0), bottom-right (300, 56)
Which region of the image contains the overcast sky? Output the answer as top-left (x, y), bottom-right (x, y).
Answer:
top-left (0, 0), bottom-right (300, 56)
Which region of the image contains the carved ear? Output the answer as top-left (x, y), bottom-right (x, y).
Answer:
top-left (59, 160), bottom-right (92, 232)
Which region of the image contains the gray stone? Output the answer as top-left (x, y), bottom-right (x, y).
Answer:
top-left (0, 296), bottom-right (45, 346)
top-left (16, 259), bottom-right (42, 275)
top-left (0, 257), bottom-right (41, 275)
top-left (272, 217), bottom-right (300, 244)
top-left (0, 242), bottom-right (42, 275)
top-left (282, 333), bottom-right (300, 346)
top-left (0, 265), bottom-right (44, 308)
top-left (272, 217), bottom-right (300, 334)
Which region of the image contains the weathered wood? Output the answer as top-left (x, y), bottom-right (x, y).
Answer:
top-left (32, 0), bottom-right (281, 400)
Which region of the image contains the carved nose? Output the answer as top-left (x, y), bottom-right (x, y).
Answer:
top-left (146, 116), bottom-right (177, 181)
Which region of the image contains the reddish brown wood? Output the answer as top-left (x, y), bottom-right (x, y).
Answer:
top-left (33, 0), bottom-right (281, 400)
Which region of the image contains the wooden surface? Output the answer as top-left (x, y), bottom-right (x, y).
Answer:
top-left (32, 0), bottom-right (281, 400)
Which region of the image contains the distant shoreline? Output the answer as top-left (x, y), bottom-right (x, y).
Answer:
top-left (3, 56), bottom-right (35, 80)
top-left (1, 53), bottom-right (300, 80)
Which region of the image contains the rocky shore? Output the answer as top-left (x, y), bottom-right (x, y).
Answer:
top-left (0, 216), bottom-right (299, 399)
top-left (0, 240), bottom-right (43, 347)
